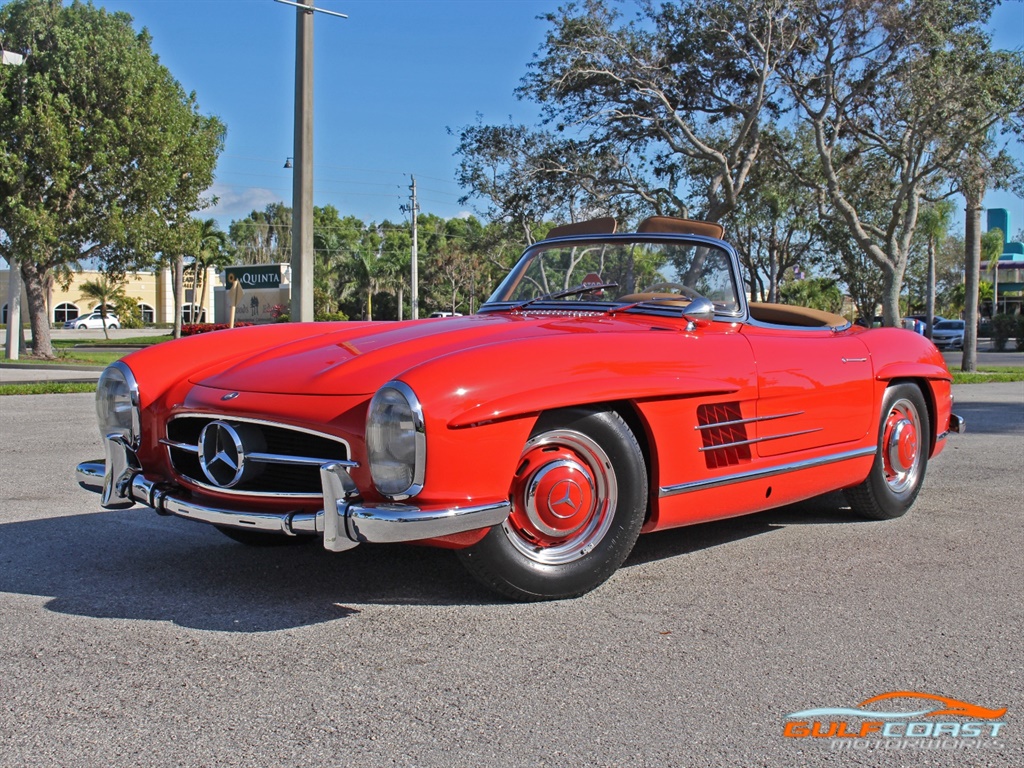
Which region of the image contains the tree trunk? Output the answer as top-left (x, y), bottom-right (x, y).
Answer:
top-left (173, 254), bottom-right (184, 339)
top-left (925, 239), bottom-right (936, 340)
top-left (880, 263), bottom-right (902, 328)
top-left (194, 263), bottom-right (205, 324)
top-left (20, 261), bottom-right (54, 359)
top-left (962, 193), bottom-right (983, 373)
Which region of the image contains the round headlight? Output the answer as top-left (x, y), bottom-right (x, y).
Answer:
top-left (95, 362), bottom-right (140, 447)
top-left (366, 382), bottom-right (425, 499)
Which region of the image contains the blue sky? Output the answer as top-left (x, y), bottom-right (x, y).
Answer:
top-left (92, 0), bottom-right (1024, 235)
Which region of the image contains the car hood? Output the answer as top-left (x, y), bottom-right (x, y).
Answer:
top-left (192, 313), bottom-right (650, 396)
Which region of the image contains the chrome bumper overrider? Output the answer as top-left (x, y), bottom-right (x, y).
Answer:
top-left (937, 412), bottom-right (966, 441)
top-left (76, 434), bottom-right (510, 553)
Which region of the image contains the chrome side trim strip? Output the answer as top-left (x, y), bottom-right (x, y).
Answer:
top-left (694, 411), bottom-right (803, 430)
top-left (698, 427), bottom-right (822, 452)
top-left (659, 446), bottom-right (876, 498)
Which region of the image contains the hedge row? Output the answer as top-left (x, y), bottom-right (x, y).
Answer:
top-left (180, 322), bottom-right (255, 336)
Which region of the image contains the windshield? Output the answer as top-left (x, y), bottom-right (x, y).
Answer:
top-left (935, 321), bottom-right (964, 330)
top-left (486, 238), bottom-right (741, 313)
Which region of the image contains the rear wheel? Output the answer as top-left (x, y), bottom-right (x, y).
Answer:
top-left (845, 383), bottom-right (930, 520)
top-left (457, 408), bottom-right (647, 601)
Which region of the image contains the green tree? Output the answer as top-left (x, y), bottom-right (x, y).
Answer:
top-left (228, 203), bottom-right (291, 264)
top-left (312, 206), bottom-right (365, 316)
top-left (77, 274), bottom-right (127, 341)
top-left (0, 0), bottom-right (224, 357)
top-left (190, 218), bottom-right (230, 323)
top-left (730, 130), bottom-right (824, 303)
top-left (779, 277), bottom-right (843, 315)
top-left (375, 224), bottom-right (412, 320)
top-left (515, 0), bottom-right (803, 223)
top-left (779, 0), bottom-right (1024, 328)
top-left (915, 201), bottom-right (955, 338)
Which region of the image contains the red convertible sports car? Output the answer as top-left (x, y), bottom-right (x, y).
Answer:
top-left (77, 216), bottom-right (963, 601)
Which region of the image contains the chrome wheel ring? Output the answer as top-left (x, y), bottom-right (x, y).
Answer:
top-left (503, 429), bottom-right (617, 565)
top-left (881, 398), bottom-right (923, 494)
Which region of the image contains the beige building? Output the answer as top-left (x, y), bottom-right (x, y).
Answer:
top-left (1, 263), bottom-right (291, 326)
top-left (0, 264), bottom-right (225, 327)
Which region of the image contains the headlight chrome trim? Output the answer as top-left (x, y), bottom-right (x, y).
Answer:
top-left (96, 361), bottom-right (141, 449)
top-left (367, 380), bottom-right (426, 500)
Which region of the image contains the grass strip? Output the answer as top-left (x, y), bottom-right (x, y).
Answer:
top-left (951, 367), bottom-right (1024, 384)
top-left (0, 382), bottom-right (97, 396)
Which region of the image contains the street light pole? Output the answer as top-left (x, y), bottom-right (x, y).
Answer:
top-left (3, 47), bottom-right (27, 360)
top-left (292, 4), bottom-right (314, 322)
top-left (410, 176), bottom-right (419, 319)
top-left (274, 0), bottom-right (346, 323)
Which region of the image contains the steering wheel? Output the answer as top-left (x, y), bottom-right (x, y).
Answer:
top-left (642, 282), bottom-right (702, 299)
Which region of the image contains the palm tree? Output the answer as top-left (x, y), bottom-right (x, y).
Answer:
top-left (376, 248), bottom-right (409, 320)
top-left (190, 218), bottom-right (230, 323)
top-left (78, 274), bottom-right (125, 341)
top-left (918, 201), bottom-right (954, 339)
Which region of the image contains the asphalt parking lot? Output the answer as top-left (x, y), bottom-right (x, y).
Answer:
top-left (1, 384), bottom-right (1022, 767)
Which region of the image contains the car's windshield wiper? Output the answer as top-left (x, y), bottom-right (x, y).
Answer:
top-left (603, 295), bottom-right (695, 315)
top-left (510, 282), bottom-right (619, 312)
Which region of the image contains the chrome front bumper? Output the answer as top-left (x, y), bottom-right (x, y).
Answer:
top-left (76, 434), bottom-right (510, 552)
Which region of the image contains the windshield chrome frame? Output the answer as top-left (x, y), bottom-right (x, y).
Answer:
top-left (480, 232), bottom-right (749, 322)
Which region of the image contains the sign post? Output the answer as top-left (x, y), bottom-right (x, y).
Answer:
top-left (227, 273), bottom-right (245, 328)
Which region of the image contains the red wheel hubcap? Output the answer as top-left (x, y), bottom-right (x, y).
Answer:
top-left (510, 445), bottom-right (597, 547)
top-left (881, 399), bottom-right (922, 493)
top-left (503, 429), bottom-right (618, 565)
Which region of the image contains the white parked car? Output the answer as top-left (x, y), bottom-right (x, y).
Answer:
top-left (931, 319), bottom-right (965, 350)
top-left (64, 311), bottom-right (119, 330)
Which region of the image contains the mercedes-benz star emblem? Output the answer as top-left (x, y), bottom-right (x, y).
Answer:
top-left (198, 421), bottom-right (246, 488)
top-left (547, 478), bottom-right (584, 519)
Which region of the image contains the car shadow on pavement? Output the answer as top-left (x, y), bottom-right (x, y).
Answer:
top-left (625, 491), bottom-right (862, 567)
top-left (1, 493), bottom-right (865, 629)
top-left (951, 400), bottom-right (1024, 435)
top-left (0, 509), bottom-right (498, 631)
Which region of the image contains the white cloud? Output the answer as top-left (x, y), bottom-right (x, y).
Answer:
top-left (205, 183), bottom-right (284, 220)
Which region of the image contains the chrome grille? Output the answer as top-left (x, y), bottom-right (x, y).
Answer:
top-left (163, 415), bottom-right (350, 497)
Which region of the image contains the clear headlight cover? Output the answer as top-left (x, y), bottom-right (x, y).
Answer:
top-left (366, 382), bottom-right (424, 499)
top-left (95, 362), bottom-right (140, 447)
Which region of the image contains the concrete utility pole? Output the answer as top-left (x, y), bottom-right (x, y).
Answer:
top-left (409, 176), bottom-right (420, 319)
top-left (274, 0), bottom-right (346, 323)
top-left (3, 47), bottom-right (27, 360)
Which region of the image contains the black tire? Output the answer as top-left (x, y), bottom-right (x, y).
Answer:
top-left (845, 383), bottom-right (930, 520)
top-left (215, 526), bottom-right (315, 547)
top-left (457, 408), bottom-right (648, 601)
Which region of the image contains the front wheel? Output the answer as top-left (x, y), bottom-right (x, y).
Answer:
top-left (845, 383), bottom-right (930, 520)
top-left (457, 408), bottom-right (648, 601)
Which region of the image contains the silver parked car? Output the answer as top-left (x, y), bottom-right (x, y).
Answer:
top-left (931, 319), bottom-right (965, 350)
top-left (64, 311), bottom-right (119, 330)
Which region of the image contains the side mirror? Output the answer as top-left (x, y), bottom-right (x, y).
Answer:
top-left (682, 297), bottom-right (715, 329)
